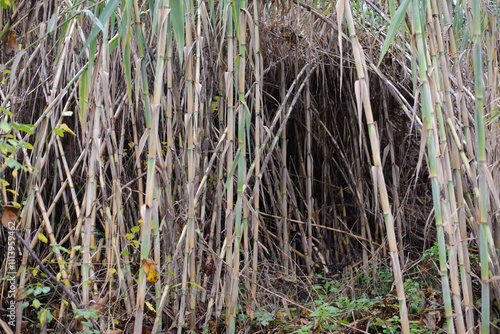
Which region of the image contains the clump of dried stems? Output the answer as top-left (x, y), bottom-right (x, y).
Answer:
top-left (0, 0), bottom-right (498, 333)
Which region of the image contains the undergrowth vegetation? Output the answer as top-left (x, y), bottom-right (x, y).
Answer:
top-left (248, 245), bottom-right (447, 334)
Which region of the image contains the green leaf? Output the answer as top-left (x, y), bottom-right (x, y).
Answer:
top-left (131, 226), bottom-right (140, 233)
top-left (0, 106), bottom-right (13, 116)
top-left (5, 158), bottom-right (22, 170)
top-left (78, 9), bottom-right (106, 36)
top-left (123, 40), bottom-right (132, 103)
top-left (79, 0), bottom-right (120, 59)
top-left (0, 0), bottom-right (11, 9)
top-left (377, 0), bottom-right (411, 67)
top-left (32, 299), bottom-right (41, 309)
top-left (19, 123), bottom-right (35, 134)
top-left (21, 141), bottom-right (33, 150)
top-left (0, 121), bottom-right (11, 132)
top-left (79, 68), bottom-right (89, 127)
top-left (45, 309), bottom-right (53, 323)
top-left (54, 128), bottom-right (65, 137)
top-left (34, 286), bottom-right (43, 296)
top-left (47, 13), bottom-right (58, 33)
top-left (171, 0), bottom-right (185, 66)
top-left (109, 33), bottom-right (119, 53)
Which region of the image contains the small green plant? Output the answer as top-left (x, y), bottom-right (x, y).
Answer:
top-left (371, 315), bottom-right (401, 334)
top-left (423, 243), bottom-right (439, 262)
top-left (0, 110), bottom-right (35, 205)
top-left (253, 309), bottom-right (274, 327)
top-left (309, 301), bottom-right (342, 331)
top-left (75, 308), bottom-right (100, 334)
top-left (291, 324), bottom-right (313, 334)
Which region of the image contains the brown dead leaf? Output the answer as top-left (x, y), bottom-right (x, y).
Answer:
top-left (246, 305), bottom-right (254, 321)
top-left (1, 205), bottom-right (19, 229)
top-left (21, 321), bottom-right (28, 330)
top-left (90, 294), bottom-right (109, 316)
top-left (3, 31), bottom-right (17, 55)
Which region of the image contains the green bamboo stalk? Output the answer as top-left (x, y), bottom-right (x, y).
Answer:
top-left (471, 0), bottom-right (490, 332)
top-left (229, 3), bottom-right (247, 332)
top-left (439, 5), bottom-right (475, 327)
top-left (223, 1), bottom-right (236, 330)
top-left (410, 1), bottom-right (455, 332)
top-left (133, 0), bottom-right (160, 330)
top-left (178, 0), bottom-right (197, 329)
top-left (164, 3), bottom-right (175, 309)
top-left (251, 0), bottom-right (261, 309)
top-left (424, 0), bottom-right (466, 330)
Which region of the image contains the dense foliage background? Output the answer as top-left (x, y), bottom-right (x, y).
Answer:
top-left (0, 0), bottom-right (498, 333)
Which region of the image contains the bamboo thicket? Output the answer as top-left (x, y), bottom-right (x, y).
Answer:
top-left (0, 0), bottom-right (499, 333)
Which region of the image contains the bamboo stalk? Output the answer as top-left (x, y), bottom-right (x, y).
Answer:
top-left (410, 1), bottom-right (455, 331)
top-left (133, 0), bottom-right (159, 330)
top-left (305, 73), bottom-right (313, 278)
top-left (224, 5), bottom-right (235, 328)
top-left (471, 1), bottom-right (490, 332)
top-left (341, 0), bottom-right (410, 332)
top-left (251, 1), bottom-right (261, 309)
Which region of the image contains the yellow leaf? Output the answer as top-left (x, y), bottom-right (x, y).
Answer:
top-left (109, 268), bottom-right (116, 274)
top-left (145, 301), bottom-right (156, 313)
top-left (33, 269), bottom-right (38, 276)
top-left (56, 123), bottom-right (77, 136)
top-left (142, 259), bottom-right (159, 283)
top-left (38, 233), bottom-right (48, 243)
top-left (56, 272), bottom-right (61, 281)
top-left (189, 282), bottom-right (204, 290)
top-left (39, 308), bottom-right (47, 324)
top-left (6, 189), bottom-right (18, 196)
